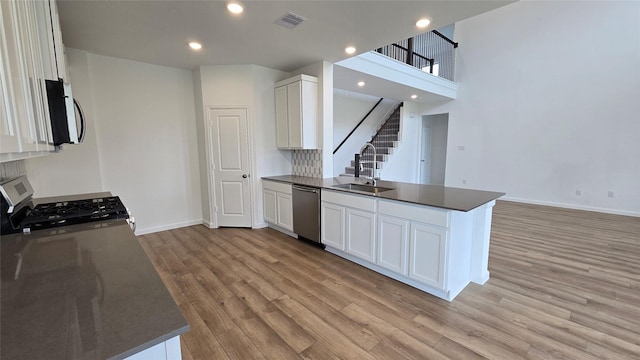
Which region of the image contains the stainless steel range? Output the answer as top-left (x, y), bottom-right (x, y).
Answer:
top-left (0, 176), bottom-right (134, 234)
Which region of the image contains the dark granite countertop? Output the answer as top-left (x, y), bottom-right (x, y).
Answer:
top-left (262, 175), bottom-right (505, 212)
top-left (1, 194), bottom-right (188, 360)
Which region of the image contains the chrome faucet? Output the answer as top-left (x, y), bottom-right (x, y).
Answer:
top-left (359, 142), bottom-right (377, 185)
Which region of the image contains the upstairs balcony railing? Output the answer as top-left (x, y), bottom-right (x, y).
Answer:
top-left (376, 30), bottom-right (458, 81)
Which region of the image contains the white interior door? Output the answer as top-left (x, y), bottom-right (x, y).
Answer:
top-left (208, 108), bottom-right (251, 227)
top-left (419, 124), bottom-right (432, 184)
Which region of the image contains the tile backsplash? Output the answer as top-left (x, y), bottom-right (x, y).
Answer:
top-left (0, 160), bottom-right (26, 181)
top-left (292, 149), bottom-right (322, 178)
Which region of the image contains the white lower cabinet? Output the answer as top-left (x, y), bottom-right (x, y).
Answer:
top-left (408, 222), bottom-right (447, 289)
top-left (262, 180), bottom-right (293, 232)
top-left (376, 215), bottom-right (409, 275)
top-left (345, 208), bottom-right (376, 263)
top-left (323, 193), bottom-right (461, 299)
top-left (321, 190), bottom-right (376, 262)
top-left (321, 202), bottom-right (345, 250)
top-left (263, 189), bottom-right (277, 224)
top-left (276, 192), bottom-right (293, 231)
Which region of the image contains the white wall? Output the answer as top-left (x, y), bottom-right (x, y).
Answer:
top-left (194, 64), bottom-right (290, 228)
top-left (333, 90), bottom-right (378, 147)
top-left (417, 1), bottom-right (640, 216)
top-left (27, 50), bottom-right (203, 233)
top-left (379, 103), bottom-right (421, 182)
top-left (251, 66), bottom-right (293, 226)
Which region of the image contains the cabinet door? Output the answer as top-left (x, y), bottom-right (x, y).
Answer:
top-left (321, 202), bottom-right (345, 250)
top-left (19, 0), bottom-right (53, 150)
top-left (0, 3), bottom-right (20, 153)
top-left (1, 1), bottom-right (37, 152)
top-left (299, 79), bottom-right (318, 149)
top-left (34, 0), bottom-right (57, 80)
top-left (377, 215), bottom-right (409, 275)
top-left (345, 208), bottom-right (376, 262)
top-left (274, 85), bottom-right (288, 148)
top-left (48, 0), bottom-right (68, 81)
top-left (286, 81), bottom-right (302, 148)
top-left (276, 192), bottom-right (293, 231)
top-left (409, 222), bottom-right (447, 289)
top-left (263, 189), bottom-right (277, 224)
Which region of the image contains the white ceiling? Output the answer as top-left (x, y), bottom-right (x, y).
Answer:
top-left (57, 0), bottom-right (514, 73)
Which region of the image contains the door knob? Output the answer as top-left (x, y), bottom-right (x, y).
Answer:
top-left (242, 174), bottom-right (248, 178)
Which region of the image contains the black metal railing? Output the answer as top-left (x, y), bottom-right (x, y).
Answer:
top-left (376, 30), bottom-right (458, 81)
top-left (333, 98), bottom-right (384, 154)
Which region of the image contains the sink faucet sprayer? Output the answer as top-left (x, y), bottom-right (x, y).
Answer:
top-left (359, 142), bottom-right (377, 185)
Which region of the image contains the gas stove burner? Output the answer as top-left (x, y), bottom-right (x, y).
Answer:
top-left (1, 177), bottom-right (133, 235)
top-left (20, 196), bottom-right (129, 233)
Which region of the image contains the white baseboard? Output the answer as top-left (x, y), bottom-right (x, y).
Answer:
top-left (500, 197), bottom-right (640, 218)
top-left (135, 219), bottom-right (204, 235)
top-left (253, 222), bottom-right (268, 229)
top-left (202, 219), bottom-right (215, 229)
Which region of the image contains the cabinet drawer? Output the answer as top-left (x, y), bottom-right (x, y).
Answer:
top-left (322, 190), bottom-right (376, 212)
top-left (263, 180), bottom-right (292, 194)
top-left (379, 200), bottom-right (449, 228)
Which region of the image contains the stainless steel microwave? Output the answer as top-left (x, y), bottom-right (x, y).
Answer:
top-left (45, 79), bottom-right (85, 146)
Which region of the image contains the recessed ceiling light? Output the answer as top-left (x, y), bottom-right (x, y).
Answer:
top-left (416, 18), bottom-right (431, 28)
top-left (345, 46), bottom-right (356, 55)
top-left (226, 1), bottom-right (244, 14)
top-left (357, 81), bottom-right (365, 87)
top-left (189, 42), bottom-right (202, 50)
top-left (411, 94), bottom-right (418, 99)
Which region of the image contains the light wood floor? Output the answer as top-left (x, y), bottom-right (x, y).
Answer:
top-left (138, 201), bottom-right (640, 359)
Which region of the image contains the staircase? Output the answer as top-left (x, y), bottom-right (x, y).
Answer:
top-left (341, 103), bottom-right (402, 177)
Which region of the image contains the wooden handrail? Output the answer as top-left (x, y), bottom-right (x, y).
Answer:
top-left (333, 98), bottom-right (384, 154)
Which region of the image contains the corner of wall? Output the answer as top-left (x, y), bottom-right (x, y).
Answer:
top-left (192, 67), bottom-right (211, 224)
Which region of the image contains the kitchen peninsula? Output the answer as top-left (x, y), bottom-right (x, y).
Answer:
top-left (262, 175), bottom-right (504, 301)
top-left (0, 219), bottom-right (188, 359)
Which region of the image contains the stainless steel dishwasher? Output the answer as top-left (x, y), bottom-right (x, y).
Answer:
top-left (292, 185), bottom-right (321, 245)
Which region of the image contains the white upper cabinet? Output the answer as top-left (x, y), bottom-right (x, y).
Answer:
top-left (38, 0), bottom-right (67, 81)
top-left (0, 2), bottom-right (21, 153)
top-left (274, 74), bottom-right (318, 149)
top-left (1, 0), bottom-right (66, 160)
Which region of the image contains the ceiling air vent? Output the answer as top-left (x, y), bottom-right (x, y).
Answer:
top-left (275, 12), bottom-right (307, 30)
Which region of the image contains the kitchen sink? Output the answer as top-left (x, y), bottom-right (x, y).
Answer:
top-left (332, 183), bottom-right (394, 194)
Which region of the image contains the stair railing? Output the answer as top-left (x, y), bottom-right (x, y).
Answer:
top-left (376, 30), bottom-right (458, 81)
top-left (359, 102), bottom-right (403, 170)
top-left (333, 98), bottom-right (384, 154)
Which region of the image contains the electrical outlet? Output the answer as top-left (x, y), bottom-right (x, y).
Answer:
top-left (462, 179), bottom-right (467, 185)
top-left (575, 190), bottom-right (581, 196)
top-left (458, 145), bottom-right (465, 151)
top-left (608, 191), bottom-right (614, 198)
